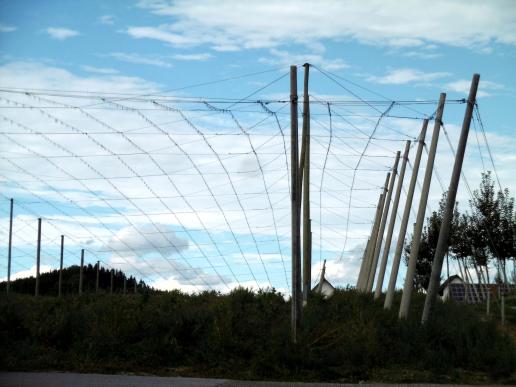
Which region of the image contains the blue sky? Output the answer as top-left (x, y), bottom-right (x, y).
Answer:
top-left (0, 0), bottom-right (515, 294)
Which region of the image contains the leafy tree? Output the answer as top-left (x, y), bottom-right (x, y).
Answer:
top-left (404, 192), bottom-right (459, 291)
top-left (470, 172), bottom-right (515, 283)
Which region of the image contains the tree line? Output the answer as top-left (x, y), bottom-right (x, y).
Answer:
top-left (405, 171), bottom-right (515, 291)
top-left (0, 264), bottom-right (149, 296)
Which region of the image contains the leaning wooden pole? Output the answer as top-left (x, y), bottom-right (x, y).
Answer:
top-left (422, 74), bottom-right (480, 324)
top-left (374, 141), bottom-right (411, 299)
top-left (58, 235), bottom-right (64, 297)
top-left (7, 198), bottom-right (13, 294)
top-left (384, 120), bottom-right (428, 309)
top-left (366, 153), bottom-right (400, 293)
top-left (301, 63), bottom-right (311, 304)
top-left (35, 217), bottom-right (41, 297)
top-left (290, 65), bottom-right (301, 342)
top-left (361, 188), bottom-right (388, 292)
top-left (399, 93), bottom-right (446, 319)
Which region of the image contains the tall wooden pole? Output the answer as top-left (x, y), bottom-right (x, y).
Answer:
top-left (358, 194), bottom-right (384, 290)
top-left (110, 269), bottom-right (114, 294)
top-left (290, 65), bottom-right (301, 342)
top-left (7, 198), bottom-right (13, 294)
top-left (35, 218), bottom-right (41, 297)
top-left (361, 189), bottom-right (387, 291)
top-left (123, 276), bottom-right (127, 294)
top-left (422, 74), bottom-right (480, 324)
top-left (399, 93), bottom-right (446, 319)
top-left (301, 63), bottom-right (311, 304)
top-left (384, 120), bottom-right (428, 309)
top-left (96, 261), bottom-right (100, 294)
top-left (366, 153), bottom-right (400, 293)
top-left (79, 249), bottom-right (84, 295)
top-left (356, 237), bottom-right (371, 289)
top-left (58, 235), bottom-right (64, 297)
top-left (374, 142), bottom-right (411, 299)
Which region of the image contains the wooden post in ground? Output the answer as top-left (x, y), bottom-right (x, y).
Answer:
top-left (290, 65), bottom-right (301, 342)
top-left (399, 93), bottom-right (446, 319)
top-left (375, 142), bottom-right (411, 299)
top-left (366, 157), bottom-right (399, 293)
top-left (79, 249), bottom-right (84, 295)
top-left (384, 120), bottom-right (428, 309)
top-left (358, 194), bottom-right (384, 291)
top-left (7, 198), bottom-right (13, 294)
top-left (35, 218), bottom-right (41, 297)
top-left (58, 235), bottom-right (64, 297)
top-left (301, 63), bottom-right (311, 305)
top-left (422, 75), bottom-right (479, 324)
top-left (361, 189), bottom-right (391, 292)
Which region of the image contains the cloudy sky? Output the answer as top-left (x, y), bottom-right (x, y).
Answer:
top-left (0, 0), bottom-right (515, 295)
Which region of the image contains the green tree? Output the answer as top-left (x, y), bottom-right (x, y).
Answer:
top-left (404, 192), bottom-right (459, 291)
top-left (470, 172), bottom-right (515, 284)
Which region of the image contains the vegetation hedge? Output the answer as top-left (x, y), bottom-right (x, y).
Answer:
top-left (0, 288), bottom-right (514, 383)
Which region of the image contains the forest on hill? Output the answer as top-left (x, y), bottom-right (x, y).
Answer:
top-left (0, 264), bottom-right (148, 296)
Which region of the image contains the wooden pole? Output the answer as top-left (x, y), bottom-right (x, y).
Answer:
top-left (422, 75), bottom-right (480, 324)
top-left (58, 235), bottom-right (64, 297)
top-left (366, 152), bottom-right (400, 293)
top-left (290, 65), bottom-right (301, 342)
top-left (356, 238), bottom-right (371, 289)
top-left (7, 198), bottom-right (13, 294)
top-left (123, 276), bottom-right (127, 294)
top-left (399, 93), bottom-right (446, 319)
top-left (301, 63), bottom-right (311, 305)
top-left (384, 121), bottom-right (428, 309)
top-left (361, 191), bottom-right (387, 291)
top-left (79, 249), bottom-right (84, 295)
top-left (35, 218), bottom-right (41, 296)
top-left (110, 269), bottom-right (114, 294)
top-left (358, 194), bottom-right (384, 290)
top-left (375, 142), bottom-right (411, 299)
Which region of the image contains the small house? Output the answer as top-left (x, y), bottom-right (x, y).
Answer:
top-left (439, 275), bottom-right (491, 303)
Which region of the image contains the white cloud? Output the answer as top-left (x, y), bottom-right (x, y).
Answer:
top-left (368, 68), bottom-right (450, 85)
top-left (109, 52), bottom-right (173, 68)
top-left (99, 15), bottom-right (115, 25)
top-left (259, 48), bottom-right (348, 70)
top-left (445, 79), bottom-right (504, 97)
top-left (126, 26), bottom-right (195, 46)
top-left (131, 0), bottom-right (516, 51)
top-left (0, 265), bottom-right (53, 282)
top-left (173, 53), bottom-right (212, 61)
top-left (45, 27), bottom-right (80, 40)
top-left (81, 65), bottom-right (119, 75)
top-left (0, 23), bottom-right (16, 33)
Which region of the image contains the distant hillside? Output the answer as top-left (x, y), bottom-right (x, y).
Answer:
top-left (0, 265), bottom-right (148, 296)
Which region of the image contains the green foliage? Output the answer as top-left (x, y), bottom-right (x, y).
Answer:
top-left (0, 289), bottom-right (514, 383)
top-left (0, 265), bottom-right (146, 296)
top-left (404, 193), bottom-right (459, 291)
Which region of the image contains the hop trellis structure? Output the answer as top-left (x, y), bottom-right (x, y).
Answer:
top-left (0, 65), bottom-right (498, 330)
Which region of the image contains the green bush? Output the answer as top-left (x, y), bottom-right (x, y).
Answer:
top-left (0, 288), bottom-right (514, 383)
